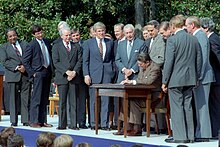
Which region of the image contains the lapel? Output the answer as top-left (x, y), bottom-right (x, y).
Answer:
top-left (8, 42), bottom-right (20, 61)
top-left (69, 42), bottom-right (76, 61)
top-left (92, 38), bottom-right (103, 61)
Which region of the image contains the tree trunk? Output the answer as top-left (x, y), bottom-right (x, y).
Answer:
top-left (149, 0), bottom-right (156, 20)
top-left (134, 0), bottom-right (144, 39)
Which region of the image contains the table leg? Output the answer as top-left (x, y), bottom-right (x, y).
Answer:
top-left (95, 89), bottom-right (100, 135)
top-left (123, 93), bottom-right (128, 138)
top-left (146, 92), bottom-right (151, 137)
top-left (117, 97), bottom-right (120, 132)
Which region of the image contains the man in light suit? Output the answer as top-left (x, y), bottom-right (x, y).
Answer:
top-left (23, 25), bottom-right (53, 128)
top-left (186, 16), bottom-right (215, 141)
top-left (52, 27), bottom-right (82, 130)
top-left (0, 28), bottom-right (31, 127)
top-left (201, 17), bottom-right (220, 138)
top-left (119, 52), bottom-right (162, 136)
top-left (145, 20), bottom-right (165, 66)
top-left (162, 15), bottom-right (202, 143)
top-left (83, 22), bottom-right (115, 130)
top-left (115, 24), bottom-right (145, 83)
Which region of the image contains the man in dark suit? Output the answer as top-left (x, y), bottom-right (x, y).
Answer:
top-left (201, 17), bottom-right (220, 138)
top-left (52, 27), bottom-right (82, 130)
top-left (71, 28), bottom-right (88, 129)
top-left (0, 28), bottom-right (31, 127)
top-left (162, 15), bottom-right (202, 143)
top-left (23, 25), bottom-right (53, 128)
top-left (109, 23), bottom-right (126, 129)
top-left (83, 22), bottom-right (115, 130)
top-left (185, 16), bottom-right (215, 140)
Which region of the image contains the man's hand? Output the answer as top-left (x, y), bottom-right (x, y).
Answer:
top-left (120, 79), bottom-right (132, 85)
top-left (162, 84), bottom-right (168, 93)
top-left (84, 75), bottom-right (91, 86)
top-left (124, 69), bottom-right (133, 77)
top-left (18, 65), bottom-right (26, 73)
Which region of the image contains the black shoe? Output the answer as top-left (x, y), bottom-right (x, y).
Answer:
top-left (165, 137), bottom-right (190, 143)
top-left (91, 126), bottom-right (95, 130)
top-left (56, 127), bottom-right (66, 130)
top-left (101, 127), bottom-right (110, 131)
top-left (23, 123), bottom-right (29, 126)
top-left (69, 127), bottom-right (79, 130)
top-left (79, 124), bottom-right (88, 129)
top-left (195, 138), bottom-right (209, 142)
top-left (110, 125), bottom-right (118, 130)
top-left (11, 123), bottom-right (17, 127)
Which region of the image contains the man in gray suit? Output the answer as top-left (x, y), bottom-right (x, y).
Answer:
top-left (145, 20), bottom-right (165, 66)
top-left (186, 16), bottom-right (215, 141)
top-left (162, 15), bottom-right (202, 143)
top-left (115, 24), bottom-right (144, 83)
top-left (0, 28), bottom-right (31, 127)
top-left (83, 22), bottom-right (115, 130)
top-left (52, 27), bottom-right (82, 130)
top-left (201, 17), bottom-right (220, 138)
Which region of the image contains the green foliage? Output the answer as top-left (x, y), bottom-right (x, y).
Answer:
top-left (0, 0), bottom-right (219, 44)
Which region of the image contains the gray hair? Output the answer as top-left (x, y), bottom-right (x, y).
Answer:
top-left (114, 23), bottom-right (124, 30)
top-left (58, 21), bottom-right (69, 31)
top-left (93, 22), bottom-right (106, 31)
top-left (59, 26), bottom-right (71, 36)
top-left (200, 17), bottom-right (215, 32)
top-left (123, 24), bottom-right (135, 32)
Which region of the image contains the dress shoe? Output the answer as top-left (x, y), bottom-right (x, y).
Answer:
top-left (11, 123), bottom-right (17, 127)
top-left (113, 129), bottom-right (133, 135)
top-left (101, 127), bottom-right (110, 131)
top-left (69, 127), bottom-right (79, 130)
top-left (30, 123), bottom-right (41, 128)
top-left (79, 124), bottom-right (88, 129)
top-left (41, 123), bottom-right (53, 127)
top-left (164, 137), bottom-right (190, 143)
top-left (56, 126), bottom-right (66, 130)
top-left (110, 125), bottom-right (117, 130)
top-left (23, 123), bottom-right (29, 126)
top-left (195, 138), bottom-right (209, 142)
top-left (127, 130), bottom-right (142, 136)
top-left (91, 126), bottom-right (95, 130)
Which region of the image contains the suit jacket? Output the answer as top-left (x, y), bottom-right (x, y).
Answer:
top-left (136, 62), bottom-right (161, 91)
top-left (83, 37), bottom-right (115, 84)
top-left (209, 32), bottom-right (220, 85)
top-left (148, 35), bottom-right (165, 66)
top-left (0, 41), bottom-right (29, 82)
top-left (22, 38), bottom-right (52, 78)
top-left (162, 30), bottom-right (202, 88)
top-left (115, 38), bottom-right (144, 82)
top-left (194, 30), bottom-right (215, 84)
top-left (52, 41), bottom-right (82, 85)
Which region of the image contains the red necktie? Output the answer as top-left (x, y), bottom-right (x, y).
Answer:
top-left (99, 39), bottom-right (103, 58)
top-left (66, 42), bottom-right (71, 53)
top-left (13, 44), bottom-right (22, 59)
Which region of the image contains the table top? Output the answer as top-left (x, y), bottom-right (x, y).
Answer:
top-left (91, 83), bottom-right (156, 90)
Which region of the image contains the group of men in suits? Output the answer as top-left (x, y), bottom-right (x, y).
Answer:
top-left (0, 15), bottom-right (220, 143)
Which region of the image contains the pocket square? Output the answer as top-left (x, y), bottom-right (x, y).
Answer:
top-left (134, 50), bottom-right (139, 52)
top-left (145, 76), bottom-right (148, 78)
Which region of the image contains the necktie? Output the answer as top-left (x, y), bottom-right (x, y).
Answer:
top-left (127, 41), bottom-right (132, 59)
top-left (13, 44), bottom-right (22, 59)
top-left (99, 39), bottom-right (103, 58)
top-left (41, 41), bottom-right (49, 68)
top-left (66, 42), bottom-right (71, 53)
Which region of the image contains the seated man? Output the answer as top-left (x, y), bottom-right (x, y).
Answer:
top-left (115, 52), bottom-right (162, 136)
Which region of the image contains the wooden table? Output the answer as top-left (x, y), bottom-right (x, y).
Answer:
top-left (92, 83), bottom-right (156, 138)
